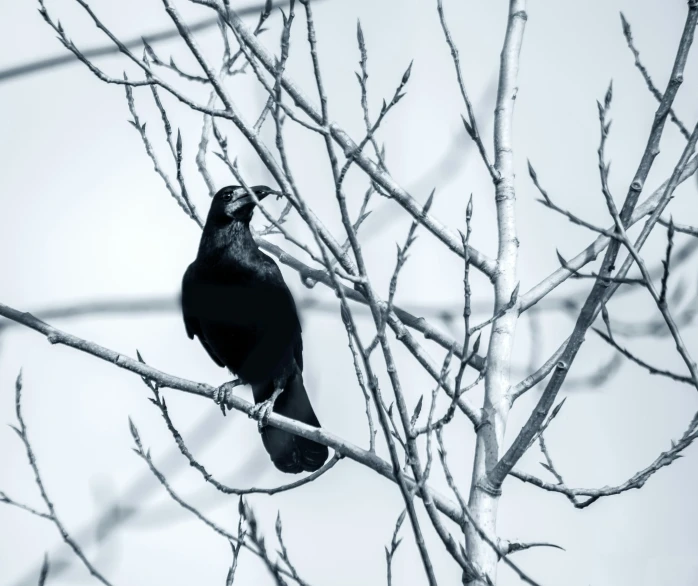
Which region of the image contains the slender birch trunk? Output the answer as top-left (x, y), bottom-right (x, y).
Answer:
top-left (465, 2), bottom-right (527, 582)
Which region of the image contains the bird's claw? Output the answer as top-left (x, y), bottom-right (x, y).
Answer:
top-left (251, 400), bottom-right (274, 430)
top-left (251, 386), bottom-right (284, 430)
top-left (213, 380), bottom-right (242, 416)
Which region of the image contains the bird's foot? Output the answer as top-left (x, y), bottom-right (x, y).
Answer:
top-left (212, 379), bottom-right (243, 416)
top-left (250, 386), bottom-right (285, 430)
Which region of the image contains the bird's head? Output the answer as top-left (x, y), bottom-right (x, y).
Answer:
top-left (207, 185), bottom-right (280, 225)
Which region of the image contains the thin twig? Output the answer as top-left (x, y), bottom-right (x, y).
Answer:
top-left (593, 327), bottom-right (694, 385)
top-left (149, 385), bottom-right (342, 495)
top-left (205, 0), bottom-right (499, 276)
top-left (291, 7), bottom-right (443, 580)
top-left (436, 0), bottom-right (498, 182)
top-left (13, 373), bottom-right (113, 586)
top-left (355, 21), bottom-right (387, 169)
top-left (620, 12), bottom-right (691, 140)
top-left (658, 216), bottom-right (698, 237)
top-left (520, 149), bottom-right (698, 312)
top-left (385, 509), bottom-right (406, 586)
top-left (0, 491), bottom-right (52, 521)
top-left (275, 513), bottom-right (310, 586)
top-left (511, 405), bottom-right (698, 509)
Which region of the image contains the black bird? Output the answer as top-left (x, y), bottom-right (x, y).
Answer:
top-left (181, 185), bottom-right (329, 474)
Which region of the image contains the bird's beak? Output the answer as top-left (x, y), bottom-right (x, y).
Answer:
top-left (250, 185), bottom-right (281, 200)
top-left (230, 185), bottom-right (280, 211)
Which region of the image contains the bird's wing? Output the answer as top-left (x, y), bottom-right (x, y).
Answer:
top-left (181, 264), bottom-right (226, 368)
top-left (294, 329), bottom-right (304, 372)
top-left (250, 254), bottom-right (304, 372)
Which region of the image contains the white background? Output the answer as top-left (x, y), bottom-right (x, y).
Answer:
top-left (1, 1), bottom-right (697, 585)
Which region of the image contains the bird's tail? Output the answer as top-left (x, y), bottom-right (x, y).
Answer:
top-left (252, 373), bottom-right (329, 474)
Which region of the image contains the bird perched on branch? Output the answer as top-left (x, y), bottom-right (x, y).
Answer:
top-left (181, 185), bottom-right (329, 474)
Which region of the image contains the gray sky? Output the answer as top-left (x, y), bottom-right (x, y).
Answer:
top-left (1, 1), bottom-right (697, 585)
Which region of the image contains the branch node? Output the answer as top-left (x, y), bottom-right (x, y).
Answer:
top-left (476, 477), bottom-right (503, 497)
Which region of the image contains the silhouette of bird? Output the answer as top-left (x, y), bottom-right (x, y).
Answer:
top-left (181, 185), bottom-right (329, 473)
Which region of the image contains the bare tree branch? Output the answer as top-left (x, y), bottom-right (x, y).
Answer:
top-left (489, 2), bottom-right (698, 490)
top-left (195, 0), bottom-right (499, 278)
top-left (0, 300), bottom-right (468, 526)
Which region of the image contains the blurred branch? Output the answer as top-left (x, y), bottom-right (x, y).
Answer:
top-left (0, 1), bottom-right (296, 83)
top-left (0, 288), bottom-right (487, 384)
top-left (559, 352), bottom-right (622, 390)
top-left (37, 556), bottom-right (50, 586)
top-left (0, 296), bottom-right (177, 333)
top-left (610, 296), bottom-right (698, 337)
top-left (593, 327), bottom-right (694, 385)
top-left (0, 292), bottom-right (479, 341)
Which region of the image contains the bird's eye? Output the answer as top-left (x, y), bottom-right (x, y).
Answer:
top-left (222, 193), bottom-right (233, 202)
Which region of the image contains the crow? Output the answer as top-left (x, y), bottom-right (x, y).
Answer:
top-left (181, 185), bottom-right (329, 473)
